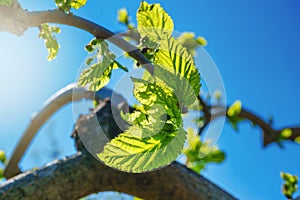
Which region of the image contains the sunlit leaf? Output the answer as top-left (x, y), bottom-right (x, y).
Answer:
top-left (39, 24), bottom-right (60, 61)
top-left (137, 1), bottom-right (174, 41)
top-left (227, 100), bottom-right (242, 117)
top-left (183, 128), bottom-right (225, 173)
top-left (227, 100), bottom-right (243, 130)
top-left (153, 34), bottom-right (200, 106)
top-left (54, 0), bottom-right (87, 12)
top-left (98, 127), bottom-right (186, 173)
top-left (281, 172), bottom-right (298, 199)
top-left (70, 0), bottom-right (87, 9)
top-left (78, 39), bottom-right (127, 91)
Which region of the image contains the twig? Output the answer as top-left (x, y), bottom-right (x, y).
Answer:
top-left (198, 96), bottom-right (300, 146)
top-left (3, 83), bottom-right (94, 179)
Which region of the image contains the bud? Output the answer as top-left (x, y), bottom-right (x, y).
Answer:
top-left (0, 150), bottom-right (6, 163)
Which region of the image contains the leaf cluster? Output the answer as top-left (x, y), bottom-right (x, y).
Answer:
top-left (281, 172), bottom-right (298, 199)
top-left (54, 0), bottom-right (87, 12)
top-left (183, 128), bottom-right (225, 173)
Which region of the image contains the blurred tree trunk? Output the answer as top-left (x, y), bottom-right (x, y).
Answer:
top-left (0, 102), bottom-right (236, 200)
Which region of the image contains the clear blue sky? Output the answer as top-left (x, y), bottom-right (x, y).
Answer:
top-left (0, 0), bottom-right (300, 199)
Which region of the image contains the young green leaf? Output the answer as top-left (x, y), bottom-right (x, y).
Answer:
top-left (153, 34), bottom-right (201, 106)
top-left (131, 77), bottom-right (182, 125)
top-left (0, 0), bottom-right (12, 6)
top-left (137, 2), bottom-right (174, 41)
top-left (78, 62), bottom-right (115, 91)
top-left (98, 127), bottom-right (186, 173)
top-left (227, 100), bottom-right (243, 130)
top-left (183, 128), bottom-right (225, 173)
top-left (70, 0), bottom-right (87, 9)
top-left (78, 39), bottom-right (127, 91)
top-left (39, 24), bottom-right (60, 61)
top-left (280, 172), bottom-right (298, 199)
top-left (54, 0), bottom-right (87, 12)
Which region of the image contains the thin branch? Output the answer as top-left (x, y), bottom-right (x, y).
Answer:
top-left (0, 5), bottom-right (154, 74)
top-left (3, 83), bottom-right (94, 179)
top-left (198, 96), bottom-right (300, 146)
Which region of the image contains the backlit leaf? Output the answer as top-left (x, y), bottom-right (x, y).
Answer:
top-left (39, 24), bottom-right (60, 61)
top-left (98, 127), bottom-right (186, 173)
top-left (137, 2), bottom-right (174, 41)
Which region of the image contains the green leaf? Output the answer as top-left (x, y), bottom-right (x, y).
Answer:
top-left (227, 100), bottom-right (242, 117)
top-left (153, 34), bottom-right (201, 106)
top-left (281, 172), bottom-right (298, 199)
top-left (70, 0), bottom-right (87, 9)
top-left (183, 128), bottom-right (225, 173)
top-left (54, 0), bottom-right (87, 12)
top-left (39, 24), bottom-right (60, 61)
top-left (98, 127), bottom-right (186, 173)
top-left (137, 2), bottom-right (174, 41)
top-left (78, 39), bottom-right (127, 91)
top-left (131, 77), bottom-right (181, 125)
top-left (0, 0), bottom-right (12, 6)
top-left (78, 62), bottom-right (114, 91)
top-left (227, 100), bottom-right (243, 130)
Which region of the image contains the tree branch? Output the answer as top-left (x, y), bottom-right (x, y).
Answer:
top-left (3, 83), bottom-right (94, 179)
top-left (0, 151), bottom-right (236, 200)
top-left (198, 96), bottom-right (300, 146)
top-left (0, 5), bottom-right (154, 74)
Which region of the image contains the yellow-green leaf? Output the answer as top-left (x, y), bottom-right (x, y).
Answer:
top-left (70, 0), bottom-right (87, 9)
top-left (137, 2), bottom-right (174, 41)
top-left (227, 100), bottom-right (242, 117)
top-left (39, 24), bottom-right (60, 61)
top-left (98, 127), bottom-right (186, 173)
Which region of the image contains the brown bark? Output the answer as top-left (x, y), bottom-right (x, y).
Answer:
top-left (0, 152), bottom-right (236, 200)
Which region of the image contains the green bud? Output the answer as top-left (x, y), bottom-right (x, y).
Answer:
top-left (118, 8), bottom-right (129, 24)
top-left (85, 44), bottom-right (94, 52)
top-left (294, 136), bottom-right (300, 144)
top-left (0, 150), bottom-right (6, 163)
top-left (196, 36), bottom-right (207, 46)
top-left (214, 90), bottom-right (222, 100)
top-left (281, 128), bottom-right (292, 138)
top-left (227, 100), bottom-right (242, 117)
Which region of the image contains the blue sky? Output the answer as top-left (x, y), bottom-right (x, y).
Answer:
top-left (0, 0), bottom-right (300, 199)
